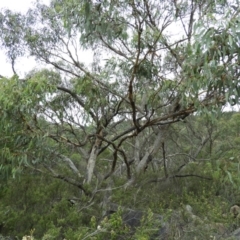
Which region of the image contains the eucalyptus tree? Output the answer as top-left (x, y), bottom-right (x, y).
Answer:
top-left (0, 0), bottom-right (239, 196)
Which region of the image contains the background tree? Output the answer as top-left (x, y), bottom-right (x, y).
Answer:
top-left (0, 1), bottom-right (240, 232)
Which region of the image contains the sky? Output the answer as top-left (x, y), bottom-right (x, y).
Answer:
top-left (0, 0), bottom-right (50, 78)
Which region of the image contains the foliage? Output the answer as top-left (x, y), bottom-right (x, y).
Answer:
top-left (0, 0), bottom-right (239, 186)
top-left (0, 113), bottom-right (239, 238)
top-left (0, 173), bottom-right (93, 238)
top-left (0, 0), bottom-right (240, 238)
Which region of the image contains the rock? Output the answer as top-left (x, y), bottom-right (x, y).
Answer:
top-left (230, 228), bottom-right (240, 239)
top-left (230, 205), bottom-right (240, 218)
top-left (101, 206), bottom-right (167, 239)
top-left (122, 210), bottom-right (143, 228)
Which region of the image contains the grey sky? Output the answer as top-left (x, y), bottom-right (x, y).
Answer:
top-left (0, 0), bottom-right (48, 12)
top-left (0, 0), bottom-right (50, 77)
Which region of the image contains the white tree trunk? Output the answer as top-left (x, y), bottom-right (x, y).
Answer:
top-left (136, 125), bottom-right (169, 173)
top-left (134, 137), bottom-right (140, 166)
top-left (61, 155), bottom-right (82, 177)
top-left (87, 135), bottom-right (102, 183)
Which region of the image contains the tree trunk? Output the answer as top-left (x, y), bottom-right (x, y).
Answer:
top-left (87, 133), bottom-right (102, 183)
top-left (136, 125), bottom-right (169, 173)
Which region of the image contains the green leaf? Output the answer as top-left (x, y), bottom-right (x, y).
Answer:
top-left (228, 34), bottom-right (233, 46)
top-left (226, 170), bottom-right (234, 184)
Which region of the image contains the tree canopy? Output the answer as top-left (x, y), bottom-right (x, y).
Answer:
top-left (0, 0), bottom-right (239, 195)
